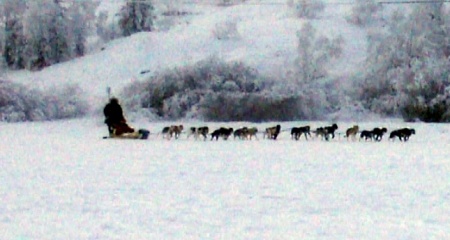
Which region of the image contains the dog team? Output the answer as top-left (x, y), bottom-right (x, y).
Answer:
top-left (158, 123), bottom-right (415, 142)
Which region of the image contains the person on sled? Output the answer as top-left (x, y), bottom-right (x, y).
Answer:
top-left (103, 97), bottom-right (135, 136)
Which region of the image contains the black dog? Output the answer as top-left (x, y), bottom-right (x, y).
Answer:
top-left (234, 127), bottom-right (249, 140)
top-left (211, 127), bottom-right (234, 141)
top-left (389, 128), bottom-right (415, 141)
top-left (315, 124), bottom-right (338, 141)
top-left (324, 123), bottom-right (338, 139)
top-left (371, 127), bottom-right (387, 141)
top-left (291, 126), bottom-right (311, 140)
top-left (360, 130), bottom-right (373, 141)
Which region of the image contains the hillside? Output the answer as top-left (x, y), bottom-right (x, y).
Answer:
top-left (3, 0), bottom-right (368, 112)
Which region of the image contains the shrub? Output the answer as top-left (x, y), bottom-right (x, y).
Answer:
top-left (213, 19), bottom-right (240, 40)
top-left (401, 94), bottom-right (450, 122)
top-left (122, 56), bottom-right (339, 121)
top-left (199, 92), bottom-right (308, 122)
top-left (0, 80), bottom-right (89, 122)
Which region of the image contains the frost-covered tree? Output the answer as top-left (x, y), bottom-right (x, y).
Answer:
top-left (290, 23), bottom-right (344, 117)
top-left (3, 19), bottom-right (25, 69)
top-left (399, 3), bottom-right (450, 121)
top-left (67, 1), bottom-right (99, 57)
top-left (1, 0), bottom-right (27, 69)
top-left (347, 0), bottom-right (383, 27)
top-left (360, 3), bottom-right (450, 121)
top-left (47, 1), bottom-right (70, 64)
top-left (23, 0), bottom-right (71, 66)
top-left (1, 0), bottom-right (98, 70)
top-left (287, 0), bottom-right (325, 19)
top-left (21, 0), bottom-right (70, 69)
top-left (96, 11), bottom-right (122, 42)
top-left (295, 23), bottom-right (344, 84)
top-left (118, 0), bottom-right (155, 37)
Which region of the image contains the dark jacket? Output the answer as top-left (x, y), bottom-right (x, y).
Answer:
top-left (103, 98), bottom-right (134, 135)
top-left (103, 98), bottom-right (126, 125)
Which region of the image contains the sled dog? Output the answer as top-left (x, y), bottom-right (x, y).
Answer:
top-left (360, 130), bottom-right (373, 141)
top-left (234, 127), bottom-right (249, 140)
top-left (162, 125), bottom-right (183, 139)
top-left (345, 125), bottom-right (359, 141)
top-left (291, 126), bottom-right (311, 140)
top-left (211, 127), bottom-right (234, 140)
top-left (188, 126), bottom-right (209, 140)
top-left (264, 125), bottom-right (281, 140)
top-left (372, 127), bottom-right (388, 141)
top-left (389, 128), bottom-right (415, 141)
top-left (314, 124), bottom-right (338, 141)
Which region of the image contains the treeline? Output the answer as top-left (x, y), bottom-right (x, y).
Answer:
top-left (0, 0), bottom-right (156, 70)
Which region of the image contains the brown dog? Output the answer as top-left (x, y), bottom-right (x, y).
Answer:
top-left (264, 125), bottom-right (281, 140)
top-left (168, 125), bottom-right (184, 139)
top-left (345, 125), bottom-right (359, 141)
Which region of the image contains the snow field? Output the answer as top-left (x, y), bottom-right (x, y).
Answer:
top-left (1, 119), bottom-right (449, 239)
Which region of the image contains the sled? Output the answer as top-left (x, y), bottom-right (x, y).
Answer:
top-left (104, 129), bottom-right (150, 140)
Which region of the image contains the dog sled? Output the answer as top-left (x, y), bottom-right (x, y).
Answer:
top-left (104, 129), bottom-right (150, 140)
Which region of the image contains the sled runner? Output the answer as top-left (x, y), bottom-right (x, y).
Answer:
top-left (104, 129), bottom-right (150, 140)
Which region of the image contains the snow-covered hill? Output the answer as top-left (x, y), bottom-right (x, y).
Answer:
top-left (4, 0), bottom-right (367, 110)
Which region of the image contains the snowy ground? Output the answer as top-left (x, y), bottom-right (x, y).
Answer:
top-left (1, 118), bottom-right (449, 239)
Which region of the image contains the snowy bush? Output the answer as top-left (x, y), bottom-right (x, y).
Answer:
top-left (0, 80), bottom-right (89, 122)
top-left (122, 57), bottom-right (266, 120)
top-left (121, 56), bottom-right (341, 121)
top-left (400, 81), bottom-right (450, 122)
top-left (213, 19), bottom-right (240, 40)
top-left (43, 84), bottom-right (90, 120)
top-left (200, 92), bottom-right (313, 121)
top-left (287, 0), bottom-right (325, 19)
